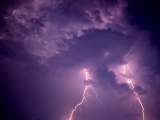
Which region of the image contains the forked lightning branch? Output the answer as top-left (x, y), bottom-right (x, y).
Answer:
top-left (66, 65), bottom-right (145, 120)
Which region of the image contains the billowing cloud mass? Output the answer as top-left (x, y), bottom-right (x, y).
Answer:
top-left (0, 0), bottom-right (160, 120)
top-left (0, 0), bottom-right (129, 58)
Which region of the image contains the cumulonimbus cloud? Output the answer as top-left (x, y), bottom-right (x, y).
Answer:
top-left (1, 0), bottom-right (129, 59)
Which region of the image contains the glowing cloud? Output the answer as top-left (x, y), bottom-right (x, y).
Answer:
top-left (68, 68), bottom-right (104, 120)
top-left (124, 65), bottom-right (145, 120)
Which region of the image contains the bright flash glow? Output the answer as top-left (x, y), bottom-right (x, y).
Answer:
top-left (127, 79), bottom-right (131, 83)
top-left (124, 65), bottom-right (145, 120)
top-left (68, 68), bottom-right (104, 120)
top-left (83, 68), bottom-right (91, 80)
top-left (123, 65), bottom-right (126, 75)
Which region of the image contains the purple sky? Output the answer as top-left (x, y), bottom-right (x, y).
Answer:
top-left (0, 0), bottom-right (160, 120)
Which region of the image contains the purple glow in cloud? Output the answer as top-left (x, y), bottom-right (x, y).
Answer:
top-left (0, 0), bottom-right (160, 120)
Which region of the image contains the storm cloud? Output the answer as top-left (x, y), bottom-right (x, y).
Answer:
top-left (0, 0), bottom-right (160, 120)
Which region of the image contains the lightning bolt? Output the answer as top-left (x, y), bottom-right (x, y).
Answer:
top-left (68, 86), bottom-right (89, 120)
top-left (68, 68), bottom-right (104, 120)
top-left (124, 65), bottom-right (145, 120)
top-left (126, 64), bottom-right (133, 76)
top-left (67, 65), bottom-right (145, 120)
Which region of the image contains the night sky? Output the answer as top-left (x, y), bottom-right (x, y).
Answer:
top-left (0, 0), bottom-right (160, 120)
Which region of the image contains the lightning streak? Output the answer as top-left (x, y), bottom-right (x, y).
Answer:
top-left (84, 69), bottom-right (91, 80)
top-left (90, 86), bottom-right (105, 107)
top-left (127, 64), bottom-right (133, 75)
top-left (68, 69), bottom-right (104, 120)
top-left (69, 86), bottom-right (89, 120)
top-left (128, 80), bottom-right (145, 120)
top-left (124, 65), bottom-right (145, 120)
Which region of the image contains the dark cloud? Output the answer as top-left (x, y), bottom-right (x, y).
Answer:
top-left (139, 90), bottom-right (147, 95)
top-left (0, 40), bottom-right (31, 62)
top-left (84, 79), bottom-right (96, 86)
top-left (93, 64), bottom-right (134, 95)
top-left (0, 40), bottom-right (50, 75)
top-left (0, 0), bottom-right (128, 58)
top-left (118, 83), bottom-right (133, 94)
top-left (133, 85), bottom-right (148, 95)
top-left (94, 65), bottom-right (117, 88)
top-left (48, 28), bottom-right (135, 70)
top-left (0, 0), bottom-right (33, 16)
